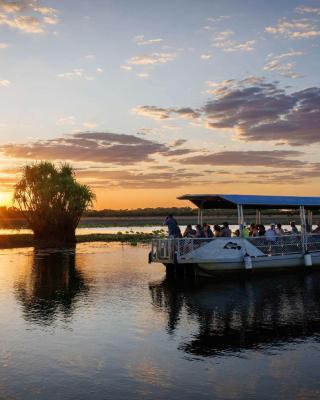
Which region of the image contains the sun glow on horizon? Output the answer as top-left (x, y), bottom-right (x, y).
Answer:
top-left (0, 192), bottom-right (12, 207)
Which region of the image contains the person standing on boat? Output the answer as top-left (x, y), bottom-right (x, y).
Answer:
top-left (221, 222), bottom-right (231, 237)
top-left (164, 214), bottom-right (178, 237)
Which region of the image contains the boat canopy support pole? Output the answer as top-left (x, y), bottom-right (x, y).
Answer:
top-left (237, 204), bottom-right (244, 235)
top-left (255, 209), bottom-right (261, 225)
top-left (300, 205), bottom-right (307, 234)
top-left (197, 208), bottom-right (203, 225)
top-left (300, 205), bottom-right (307, 253)
top-left (307, 210), bottom-right (313, 232)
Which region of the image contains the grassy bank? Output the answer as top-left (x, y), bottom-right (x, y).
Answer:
top-left (0, 232), bottom-right (160, 249)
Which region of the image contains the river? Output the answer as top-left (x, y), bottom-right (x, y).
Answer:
top-left (0, 243), bottom-right (320, 399)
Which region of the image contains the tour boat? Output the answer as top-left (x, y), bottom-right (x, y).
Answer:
top-left (149, 194), bottom-right (320, 275)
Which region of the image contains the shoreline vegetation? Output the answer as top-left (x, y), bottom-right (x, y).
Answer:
top-left (0, 231), bottom-right (163, 249)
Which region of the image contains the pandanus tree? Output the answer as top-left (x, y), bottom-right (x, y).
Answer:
top-left (14, 162), bottom-right (95, 243)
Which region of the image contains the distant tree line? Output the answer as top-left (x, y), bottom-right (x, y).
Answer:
top-left (0, 205), bottom-right (303, 219)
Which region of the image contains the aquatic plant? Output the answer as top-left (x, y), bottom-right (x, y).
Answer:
top-left (13, 162), bottom-right (95, 243)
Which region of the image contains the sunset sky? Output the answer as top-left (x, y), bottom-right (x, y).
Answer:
top-left (0, 0), bottom-right (320, 209)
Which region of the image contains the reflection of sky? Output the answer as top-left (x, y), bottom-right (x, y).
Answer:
top-left (1, 243), bottom-right (320, 398)
top-left (0, 0), bottom-right (320, 208)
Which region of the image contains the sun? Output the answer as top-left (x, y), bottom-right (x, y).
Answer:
top-left (0, 192), bottom-right (12, 207)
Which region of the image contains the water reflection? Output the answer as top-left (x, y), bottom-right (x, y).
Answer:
top-left (14, 248), bottom-right (89, 326)
top-left (149, 272), bottom-right (320, 357)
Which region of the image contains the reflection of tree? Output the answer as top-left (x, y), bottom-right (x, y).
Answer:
top-left (15, 248), bottom-right (89, 326)
top-left (149, 273), bottom-right (320, 356)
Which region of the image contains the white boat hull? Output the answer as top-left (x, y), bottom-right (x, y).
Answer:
top-left (197, 252), bottom-right (320, 274)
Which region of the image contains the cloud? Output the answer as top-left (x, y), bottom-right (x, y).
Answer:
top-left (223, 163), bottom-right (320, 185)
top-left (137, 72), bottom-right (149, 79)
top-left (295, 6), bottom-right (320, 15)
top-left (0, 0), bottom-right (59, 33)
top-left (207, 15), bottom-right (230, 23)
top-left (0, 131), bottom-right (173, 165)
top-left (76, 168), bottom-right (205, 189)
top-left (58, 68), bottom-right (94, 81)
top-left (201, 15), bottom-right (230, 31)
top-left (56, 116), bottom-right (75, 126)
top-left (133, 105), bottom-right (171, 120)
top-left (96, 67), bottom-right (103, 74)
top-left (0, 79), bottom-right (10, 86)
top-left (177, 150), bottom-right (304, 168)
top-left (212, 30), bottom-right (255, 52)
top-left (172, 139), bottom-right (187, 147)
top-left (266, 18), bottom-right (320, 39)
top-left (127, 52), bottom-right (176, 65)
top-left (120, 65), bottom-right (132, 71)
top-left (83, 122), bottom-right (97, 129)
top-left (137, 78), bottom-right (320, 146)
top-left (134, 35), bottom-right (163, 46)
top-left (0, 42), bottom-right (9, 48)
top-left (202, 79), bottom-right (320, 146)
top-left (133, 105), bottom-right (200, 120)
top-left (200, 54), bottom-right (212, 60)
top-left (263, 51), bottom-right (304, 78)
top-left (223, 40), bottom-right (255, 52)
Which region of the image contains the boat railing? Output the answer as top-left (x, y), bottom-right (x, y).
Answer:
top-left (151, 234), bottom-right (320, 263)
top-left (151, 238), bottom-right (175, 263)
top-left (151, 237), bottom-right (215, 262)
top-left (247, 233), bottom-right (320, 256)
top-left (176, 238), bottom-right (215, 259)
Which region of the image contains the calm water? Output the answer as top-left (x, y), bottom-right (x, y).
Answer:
top-left (1, 243), bottom-right (320, 399)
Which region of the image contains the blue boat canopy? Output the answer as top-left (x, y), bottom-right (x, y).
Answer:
top-left (177, 194), bottom-right (320, 210)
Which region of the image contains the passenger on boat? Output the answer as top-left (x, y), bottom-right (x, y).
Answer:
top-left (266, 224), bottom-right (277, 241)
top-left (249, 223), bottom-right (259, 237)
top-left (221, 222), bottom-right (231, 237)
top-left (164, 214), bottom-right (178, 237)
top-left (234, 229), bottom-right (240, 237)
top-left (183, 224), bottom-right (196, 238)
top-left (213, 224), bottom-right (221, 237)
top-left (275, 223), bottom-right (285, 236)
top-left (258, 224), bottom-right (266, 236)
top-left (290, 221), bottom-right (299, 234)
top-left (203, 223), bottom-right (214, 238)
top-left (312, 221), bottom-right (320, 233)
top-left (195, 224), bottom-right (205, 238)
top-left (242, 225), bottom-right (250, 238)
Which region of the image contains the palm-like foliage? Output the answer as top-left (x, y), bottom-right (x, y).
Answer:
top-left (14, 162), bottom-right (95, 242)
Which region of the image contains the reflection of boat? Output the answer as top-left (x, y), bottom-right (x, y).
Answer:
top-left (150, 194), bottom-right (320, 274)
top-left (149, 272), bottom-right (320, 356)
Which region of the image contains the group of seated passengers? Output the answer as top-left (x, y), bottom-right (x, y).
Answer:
top-left (183, 222), bottom-right (232, 238)
top-left (164, 214), bottom-right (320, 239)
